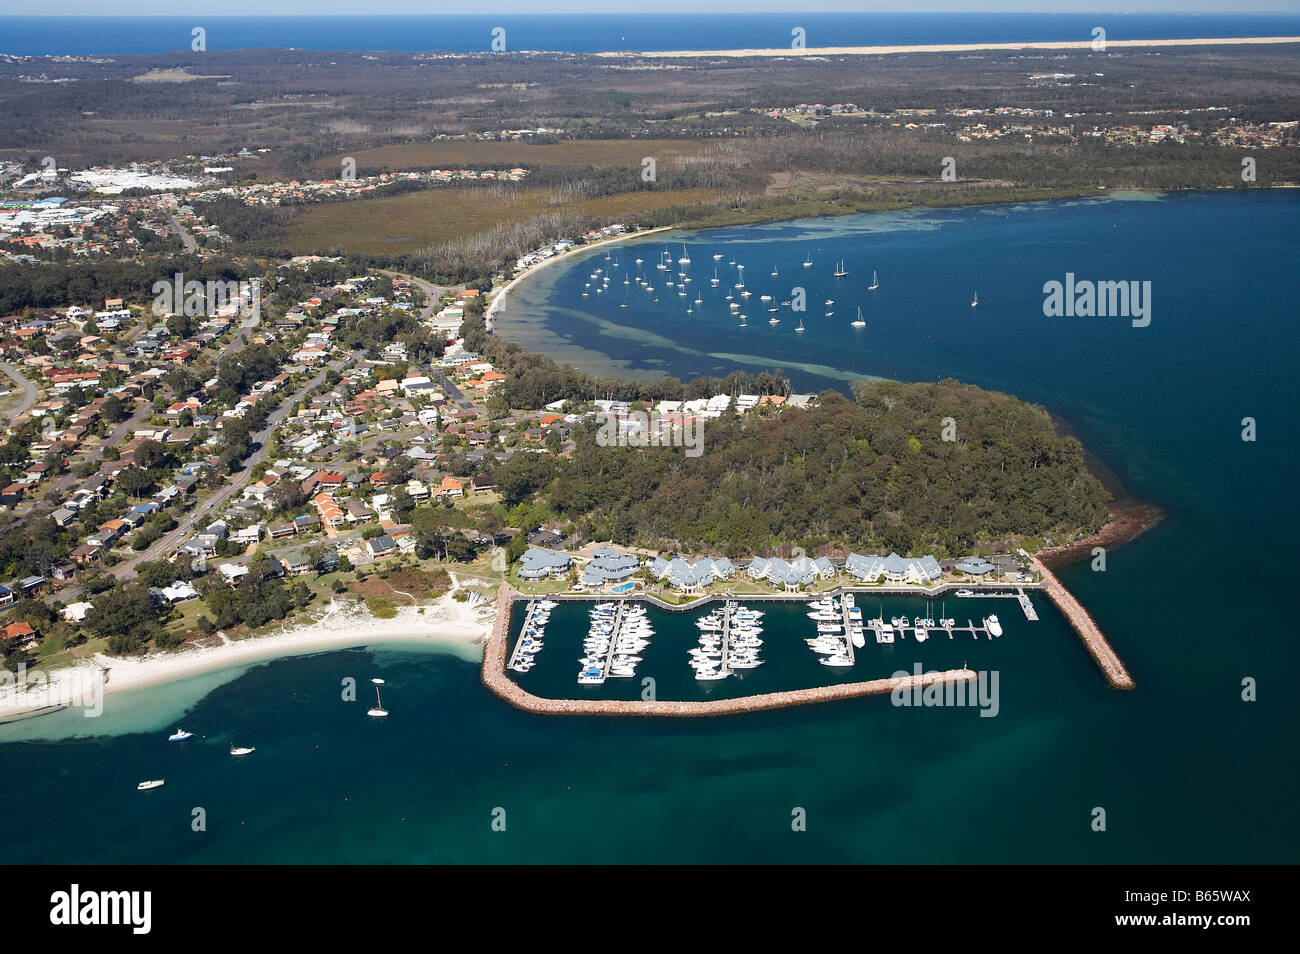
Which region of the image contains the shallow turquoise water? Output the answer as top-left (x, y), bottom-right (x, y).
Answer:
top-left (1, 192), bottom-right (1296, 863)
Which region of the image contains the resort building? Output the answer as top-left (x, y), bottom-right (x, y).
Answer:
top-left (649, 556), bottom-right (735, 594)
top-left (954, 557), bottom-right (996, 577)
top-left (845, 552), bottom-right (943, 585)
top-left (579, 546), bottom-right (641, 588)
top-left (518, 547), bottom-right (572, 580)
top-left (745, 555), bottom-right (833, 590)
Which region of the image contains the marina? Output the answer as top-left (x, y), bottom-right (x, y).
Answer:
top-left (491, 580), bottom-right (1076, 711)
top-left (488, 585), bottom-right (979, 716)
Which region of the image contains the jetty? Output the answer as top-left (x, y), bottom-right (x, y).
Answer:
top-left (719, 599), bottom-right (733, 671)
top-left (1030, 559), bottom-right (1134, 689)
top-left (840, 596), bottom-right (856, 664)
top-left (507, 598), bottom-right (541, 671)
top-left (1017, 588), bottom-right (1039, 621)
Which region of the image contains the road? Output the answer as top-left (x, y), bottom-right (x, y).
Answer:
top-left (378, 269), bottom-right (450, 322)
top-left (0, 361), bottom-right (38, 421)
top-left (109, 355), bottom-right (354, 579)
top-left (163, 209), bottom-right (198, 253)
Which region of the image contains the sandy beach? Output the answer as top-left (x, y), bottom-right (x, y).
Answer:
top-left (0, 592), bottom-right (496, 721)
top-left (599, 36), bottom-right (1300, 59)
top-left (486, 225), bottom-right (672, 327)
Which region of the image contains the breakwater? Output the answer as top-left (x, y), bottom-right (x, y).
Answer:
top-left (1029, 559), bottom-right (1135, 690)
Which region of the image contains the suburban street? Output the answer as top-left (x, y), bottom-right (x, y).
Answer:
top-left (0, 361), bottom-right (38, 421)
top-left (108, 354), bottom-right (354, 579)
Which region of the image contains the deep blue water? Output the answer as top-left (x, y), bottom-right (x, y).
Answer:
top-left (1, 13), bottom-right (1298, 56)
top-left (1, 192), bottom-right (1296, 863)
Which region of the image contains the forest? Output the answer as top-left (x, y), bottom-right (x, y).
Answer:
top-left (493, 380), bottom-right (1110, 557)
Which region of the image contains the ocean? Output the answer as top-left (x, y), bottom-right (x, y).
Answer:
top-left (1, 13), bottom-right (1299, 57)
top-left (0, 191), bottom-right (1296, 863)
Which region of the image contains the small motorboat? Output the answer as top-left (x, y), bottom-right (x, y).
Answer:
top-left (137, 779), bottom-right (165, 791)
top-left (229, 746), bottom-right (256, 756)
top-left (168, 729), bottom-right (194, 742)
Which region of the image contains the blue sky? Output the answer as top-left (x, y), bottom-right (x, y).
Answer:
top-left (3, 2), bottom-right (1298, 14)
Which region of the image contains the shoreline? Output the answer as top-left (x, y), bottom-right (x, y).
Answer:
top-left (1037, 501), bottom-right (1163, 569)
top-left (601, 36), bottom-right (1300, 59)
top-left (0, 594), bottom-right (493, 722)
top-left (486, 225), bottom-right (673, 327)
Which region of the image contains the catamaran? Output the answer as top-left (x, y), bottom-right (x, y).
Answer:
top-left (868, 270), bottom-right (879, 291)
top-left (852, 307), bottom-right (866, 328)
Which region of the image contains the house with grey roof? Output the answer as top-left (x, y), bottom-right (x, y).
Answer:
top-left (579, 546), bottom-right (641, 588)
top-left (649, 555), bottom-right (734, 594)
top-left (518, 547), bottom-right (572, 580)
top-left (955, 557), bottom-right (996, 576)
top-left (845, 552), bottom-right (943, 585)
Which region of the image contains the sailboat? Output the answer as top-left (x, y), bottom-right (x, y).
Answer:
top-left (803, 253), bottom-right (812, 268)
top-left (770, 265), bottom-right (778, 276)
top-left (368, 678), bottom-right (388, 717)
top-left (868, 270), bottom-right (879, 291)
top-left (851, 306), bottom-right (866, 328)
top-left (711, 267), bottom-right (719, 286)
top-left (833, 259), bottom-right (848, 277)
top-left (795, 318), bottom-right (805, 332)
top-left (970, 291), bottom-right (979, 308)
top-left (678, 244), bottom-right (691, 265)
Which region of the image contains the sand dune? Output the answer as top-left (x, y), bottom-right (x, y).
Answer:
top-left (598, 36), bottom-right (1300, 60)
